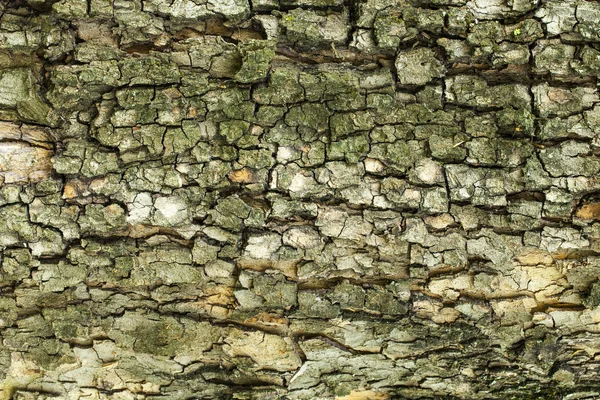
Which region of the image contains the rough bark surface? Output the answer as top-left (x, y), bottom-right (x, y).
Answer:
top-left (1, 0), bottom-right (600, 398)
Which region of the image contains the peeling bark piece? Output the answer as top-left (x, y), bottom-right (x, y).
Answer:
top-left (575, 203), bottom-right (600, 221)
top-left (281, 8), bottom-right (350, 49)
top-left (0, 142), bottom-right (52, 185)
top-left (445, 164), bottom-right (523, 206)
top-left (374, 11), bottom-right (416, 52)
top-left (515, 249), bottom-right (554, 266)
top-left (468, 0), bottom-right (539, 20)
top-left (395, 48), bottom-right (445, 85)
top-left (535, 0), bottom-right (578, 36)
top-left (281, 0), bottom-right (345, 6)
top-left (224, 330), bottom-right (302, 372)
top-left (185, 36), bottom-right (242, 78)
top-left (532, 40), bottom-right (576, 75)
top-left (538, 141), bottom-right (600, 178)
top-left (0, 69), bottom-right (31, 107)
top-left (576, 2), bottom-right (600, 42)
top-left (336, 390), bottom-right (391, 400)
top-left (533, 84), bottom-right (600, 118)
top-left (143, 0), bottom-right (250, 21)
top-left (445, 75), bottom-right (531, 110)
top-left (53, 0), bottom-right (88, 18)
top-left (234, 40), bottom-right (275, 84)
top-left (229, 167), bottom-right (259, 183)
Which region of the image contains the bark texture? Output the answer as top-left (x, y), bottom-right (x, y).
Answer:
top-left (1, 0), bottom-right (600, 398)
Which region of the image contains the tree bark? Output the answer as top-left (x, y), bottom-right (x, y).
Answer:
top-left (1, 0), bottom-right (600, 398)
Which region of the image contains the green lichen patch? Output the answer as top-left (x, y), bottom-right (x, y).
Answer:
top-left (395, 48), bottom-right (445, 86)
top-left (4, 0), bottom-right (600, 398)
top-left (281, 8), bottom-right (350, 49)
top-left (235, 40), bottom-right (276, 83)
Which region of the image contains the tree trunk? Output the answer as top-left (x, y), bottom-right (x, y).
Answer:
top-left (1, 0), bottom-right (600, 398)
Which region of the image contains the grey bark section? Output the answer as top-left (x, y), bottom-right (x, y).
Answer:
top-left (1, 0), bottom-right (600, 398)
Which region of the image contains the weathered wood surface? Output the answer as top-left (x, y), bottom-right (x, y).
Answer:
top-left (1, 0), bottom-right (600, 398)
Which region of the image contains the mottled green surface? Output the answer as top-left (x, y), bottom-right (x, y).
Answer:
top-left (1, 0), bottom-right (600, 399)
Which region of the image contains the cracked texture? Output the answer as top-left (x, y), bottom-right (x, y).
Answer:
top-left (1, 0), bottom-right (600, 399)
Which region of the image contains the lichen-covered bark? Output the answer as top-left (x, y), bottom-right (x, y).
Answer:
top-left (1, 0), bottom-right (600, 398)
